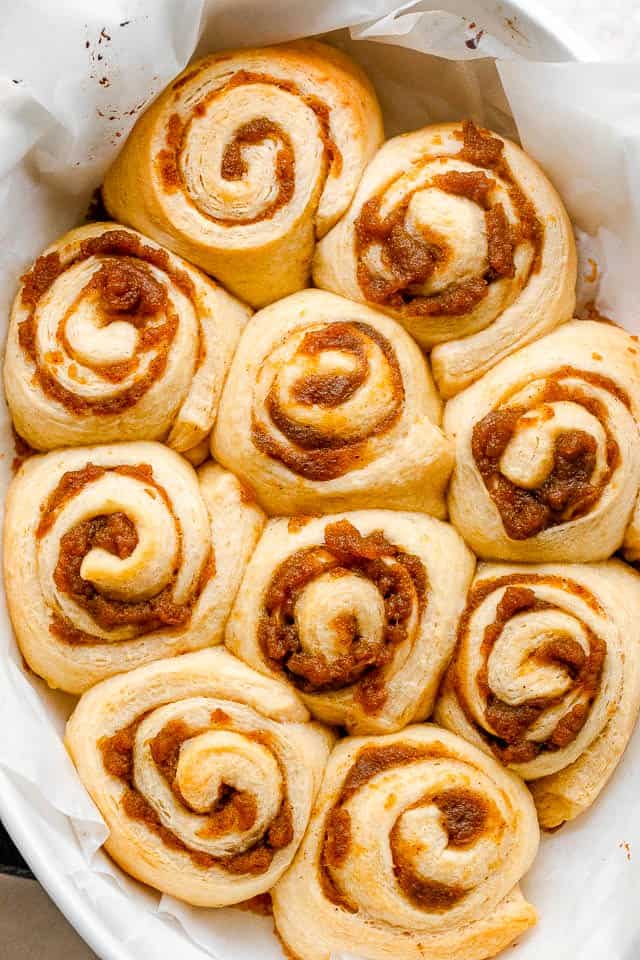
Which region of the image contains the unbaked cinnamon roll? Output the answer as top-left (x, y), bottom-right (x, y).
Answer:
top-left (4, 442), bottom-right (264, 693)
top-left (226, 511), bottom-right (475, 734)
top-left (103, 42), bottom-right (383, 308)
top-left (66, 647), bottom-right (333, 906)
top-left (435, 559), bottom-right (640, 828)
top-left (313, 120), bottom-right (576, 396)
top-left (272, 724), bottom-right (539, 960)
top-left (212, 289), bottom-right (454, 516)
top-left (4, 222), bottom-right (250, 454)
top-left (446, 320), bottom-right (640, 562)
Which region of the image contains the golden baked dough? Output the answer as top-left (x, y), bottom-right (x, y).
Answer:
top-left (103, 41), bottom-right (383, 308)
top-left (212, 289), bottom-right (454, 516)
top-left (313, 120), bottom-right (576, 396)
top-left (4, 442), bottom-right (264, 693)
top-left (4, 222), bottom-right (250, 453)
top-left (446, 320), bottom-right (640, 562)
top-left (66, 647), bottom-right (333, 906)
top-left (272, 724), bottom-right (538, 960)
top-left (226, 510), bottom-right (475, 734)
top-left (435, 559), bottom-right (640, 828)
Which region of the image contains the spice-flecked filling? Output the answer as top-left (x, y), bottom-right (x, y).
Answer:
top-left (251, 321), bottom-right (404, 481)
top-left (18, 230), bottom-right (202, 416)
top-left (258, 520), bottom-right (427, 714)
top-left (471, 371), bottom-right (623, 539)
top-left (454, 575), bottom-right (606, 764)
top-left (319, 742), bottom-right (497, 912)
top-left (101, 711), bottom-right (293, 874)
top-left (37, 462), bottom-right (213, 644)
top-left (354, 120), bottom-right (543, 318)
top-left (157, 69), bottom-right (342, 226)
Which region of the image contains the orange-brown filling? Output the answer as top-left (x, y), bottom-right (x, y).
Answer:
top-left (251, 321), bottom-right (404, 481)
top-left (258, 520), bottom-right (427, 714)
top-left (353, 120), bottom-right (542, 318)
top-left (100, 712), bottom-right (293, 875)
top-left (454, 576), bottom-right (606, 763)
top-left (471, 372), bottom-right (621, 539)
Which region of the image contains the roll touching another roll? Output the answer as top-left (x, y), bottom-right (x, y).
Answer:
top-left (66, 648), bottom-right (333, 906)
top-left (272, 724), bottom-right (539, 960)
top-left (226, 511), bottom-right (475, 734)
top-left (435, 560), bottom-right (640, 828)
top-left (446, 320), bottom-right (640, 562)
top-left (212, 289), bottom-right (454, 516)
top-left (313, 119), bottom-right (576, 396)
top-left (103, 41), bottom-right (383, 307)
top-left (4, 222), bottom-right (250, 453)
top-left (3, 442), bottom-right (264, 693)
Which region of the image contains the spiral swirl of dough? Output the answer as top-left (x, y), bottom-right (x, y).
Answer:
top-left (3, 442), bottom-right (264, 693)
top-left (213, 289), bottom-right (454, 515)
top-left (445, 320), bottom-right (640, 562)
top-left (4, 223), bottom-right (250, 453)
top-left (313, 120), bottom-right (576, 396)
top-left (226, 511), bottom-right (474, 734)
top-left (435, 560), bottom-right (640, 828)
top-left (65, 648), bottom-right (333, 906)
top-left (272, 724), bottom-right (538, 960)
top-left (102, 41), bottom-right (383, 308)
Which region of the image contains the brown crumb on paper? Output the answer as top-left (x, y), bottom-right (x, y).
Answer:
top-left (620, 841), bottom-right (632, 861)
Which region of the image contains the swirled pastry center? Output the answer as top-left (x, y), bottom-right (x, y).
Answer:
top-left (258, 520), bottom-right (427, 713)
top-left (18, 230), bottom-right (201, 416)
top-left (251, 321), bottom-right (404, 480)
top-left (100, 705), bottom-right (293, 875)
top-left (353, 120), bottom-right (542, 320)
top-left (471, 370), bottom-right (624, 539)
top-left (454, 576), bottom-right (607, 764)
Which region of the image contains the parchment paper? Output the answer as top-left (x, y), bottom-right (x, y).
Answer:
top-left (1, 3), bottom-right (639, 959)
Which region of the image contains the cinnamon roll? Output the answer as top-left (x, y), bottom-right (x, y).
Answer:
top-left (446, 320), bottom-right (640, 562)
top-left (212, 289), bottom-right (454, 516)
top-left (435, 559), bottom-right (640, 828)
top-left (272, 724), bottom-right (539, 960)
top-left (4, 222), bottom-right (250, 454)
top-left (103, 42), bottom-right (383, 308)
top-left (226, 511), bottom-right (475, 734)
top-left (4, 442), bottom-right (264, 693)
top-left (313, 120), bottom-right (576, 396)
top-left (65, 647), bottom-right (333, 906)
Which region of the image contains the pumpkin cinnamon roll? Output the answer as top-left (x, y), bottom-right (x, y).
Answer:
top-left (446, 320), bottom-right (640, 562)
top-left (313, 120), bottom-right (576, 396)
top-left (435, 560), bottom-right (640, 828)
top-left (272, 724), bottom-right (539, 960)
top-left (103, 42), bottom-right (383, 308)
top-left (212, 289), bottom-right (454, 516)
top-left (66, 647), bottom-right (333, 906)
top-left (226, 511), bottom-right (475, 734)
top-left (4, 442), bottom-right (264, 693)
top-left (4, 222), bottom-right (250, 454)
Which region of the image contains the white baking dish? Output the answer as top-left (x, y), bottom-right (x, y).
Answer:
top-left (0, 3), bottom-right (596, 960)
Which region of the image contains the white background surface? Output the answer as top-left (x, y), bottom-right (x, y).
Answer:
top-left (1, 2), bottom-right (639, 960)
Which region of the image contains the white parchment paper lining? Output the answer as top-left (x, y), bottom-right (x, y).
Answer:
top-left (1, 2), bottom-right (640, 959)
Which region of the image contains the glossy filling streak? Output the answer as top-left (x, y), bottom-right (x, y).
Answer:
top-left (18, 230), bottom-right (200, 416)
top-left (36, 462), bottom-right (213, 644)
top-left (454, 575), bottom-right (606, 764)
top-left (100, 712), bottom-right (293, 874)
top-left (320, 742), bottom-right (495, 911)
top-left (353, 120), bottom-right (543, 317)
top-left (258, 520), bottom-right (427, 713)
top-left (251, 321), bottom-right (404, 481)
top-left (157, 69), bottom-right (342, 224)
top-left (471, 370), bottom-right (623, 539)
